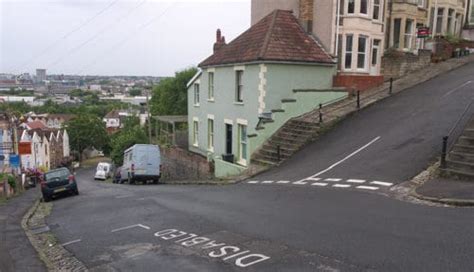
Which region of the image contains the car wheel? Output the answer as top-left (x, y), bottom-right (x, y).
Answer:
top-left (43, 195), bottom-right (51, 202)
top-left (153, 179), bottom-right (159, 184)
top-left (74, 189), bottom-right (79, 196)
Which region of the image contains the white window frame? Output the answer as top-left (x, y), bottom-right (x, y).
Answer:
top-left (372, 0), bottom-right (381, 21)
top-left (347, 0), bottom-right (355, 14)
top-left (404, 19), bottom-right (414, 50)
top-left (417, 0), bottom-right (425, 8)
top-left (356, 35), bottom-right (368, 71)
top-left (360, 0), bottom-right (368, 15)
top-left (207, 118), bottom-right (214, 152)
top-left (237, 122), bottom-right (248, 166)
top-left (344, 34), bottom-right (354, 71)
top-left (470, 2), bottom-right (474, 25)
top-left (193, 118), bottom-right (199, 147)
top-left (193, 83), bottom-right (200, 106)
top-left (208, 72), bottom-right (214, 101)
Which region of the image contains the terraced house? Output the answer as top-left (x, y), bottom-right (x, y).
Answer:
top-left (187, 10), bottom-right (347, 177)
top-left (252, 0), bottom-right (386, 91)
top-left (428, 0), bottom-right (466, 37)
top-left (463, 0), bottom-right (474, 40)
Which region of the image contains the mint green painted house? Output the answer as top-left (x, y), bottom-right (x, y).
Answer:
top-left (187, 10), bottom-right (347, 178)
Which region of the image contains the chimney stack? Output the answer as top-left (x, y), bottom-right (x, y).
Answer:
top-left (299, 0), bottom-right (314, 33)
top-left (213, 29), bottom-right (226, 53)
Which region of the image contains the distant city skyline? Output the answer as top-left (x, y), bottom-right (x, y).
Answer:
top-left (0, 0), bottom-right (250, 77)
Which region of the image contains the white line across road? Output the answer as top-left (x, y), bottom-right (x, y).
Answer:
top-left (371, 181), bottom-right (393, 187)
top-left (442, 80), bottom-right (473, 98)
top-left (262, 181), bottom-right (274, 184)
top-left (277, 180), bottom-right (290, 184)
top-left (311, 182), bottom-right (328, 187)
top-left (293, 181), bottom-right (308, 185)
top-left (61, 239), bottom-right (81, 246)
top-left (297, 136), bottom-right (381, 182)
top-left (325, 178), bottom-right (342, 182)
top-left (347, 179), bottom-right (366, 184)
top-left (356, 186), bottom-right (379, 191)
top-left (333, 184), bottom-right (351, 188)
top-left (111, 224), bottom-right (151, 233)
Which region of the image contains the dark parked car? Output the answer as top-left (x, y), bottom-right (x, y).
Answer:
top-left (41, 167), bottom-right (79, 202)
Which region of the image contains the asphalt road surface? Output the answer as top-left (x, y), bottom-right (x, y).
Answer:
top-left (47, 63), bottom-right (474, 271)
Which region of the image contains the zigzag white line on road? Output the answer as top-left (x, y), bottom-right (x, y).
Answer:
top-left (356, 186), bottom-right (379, 190)
top-left (347, 179), bottom-right (366, 184)
top-left (311, 182), bottom-right (328, 186)
top-left (333, 184), bottom-right (351, 188)
top-left (111, 224), bottom-right (151, 233)
top-left (442, 81), bottom-right (473, 98)
top-left (297, 136), bottom-right (381, 182)
top-left (61, 239), bottom-right (81, 246)
top-left (371, 181), bottom-right (393, 187)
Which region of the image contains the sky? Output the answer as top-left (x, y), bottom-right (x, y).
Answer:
top-left (0, 0), bottom-right (250, 77)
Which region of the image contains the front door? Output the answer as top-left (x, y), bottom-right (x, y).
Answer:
top-left (370, 39), bottom-right (380, 75)
top-left (225, 124), bottom-right (232, 154)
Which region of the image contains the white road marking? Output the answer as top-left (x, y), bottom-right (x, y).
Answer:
top-left (276, 180), bottom-right (290, 184)
top-left (333, 184), bottom-right (351, 188)
top-left (247, 181), bottom-right (259, 184)
top-left (371, 181), bottom-right (393, 187)
top-left (324, 178), bottom-right (342, 182)
top-left (116, 195), bottom-right (132, 199)
top-left (292, 181), bottom-right (308, 185)
top-left (356, 186), bottom-right (379, 191)
top-left (111, 224), bottom-right (151, 233)
top-left (261, 180), bottom-right (274, 184)
top-left (442, 81), bottom-right (473, 98)
top-left (297, 136), bottom-right (381, 182)
top-left (311, 182), bottom-right (328, 186)
top-left (61, 239), bottom-right (81, 246)
top-left (347, 179), bottom-right (366, 184)
top-left (306, 177), bottom-right (321, 181)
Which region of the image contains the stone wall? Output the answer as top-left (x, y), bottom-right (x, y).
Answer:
top-left (161, 146), bottom-right (213, 181)
top-left (382, 49), bottom-right (432, 80)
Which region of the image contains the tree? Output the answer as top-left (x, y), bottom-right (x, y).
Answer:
top-left (129, 88), bottom-right (142, 96)
top-left (110, 120), bottom-right (148, 165)
top-left (65, 115), bottom-right (109, 160)
top-left (150, 67), bottom-right (197, 116)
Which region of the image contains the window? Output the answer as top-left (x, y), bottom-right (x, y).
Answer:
top-left (360, 0), bottom-right (368, 14)
top-left (235, 70), bottom-right (243, 102)
top-left (193, 120), bottom-right (199, 147)
top-left (238, 124), bottom-right (247, 164)
top-left (404, 19), bottom-right (414, 49)
top-left (393, 18), bottom-right (401, 48)
top-left (373, 0), bottom-right (380, 20)
top-left (436, 8), bottom-right (444, 34)
top-left (208, 119), bottom-right (214, 151)
top-left (345, 35), bottom-right (353, 69)
top-left (348, 0), bottom-right (355, 14)
top-left (447, 9), bottom-right (454, 34)
top-left (357, 36), bottom-right (367, 69)
top-left (417, 0), bottom-right (425, 8)
top-left (193, 83), bottom-right (200, 106)
top-left (208, 72), bottom-right (214, 101)
top-left (372, 39), bottom-right (380, 66)
top-left (471, 3), bottom-right (474, 24)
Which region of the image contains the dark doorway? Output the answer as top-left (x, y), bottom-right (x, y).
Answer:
top-left (225, 124), bottom-right (233, 154)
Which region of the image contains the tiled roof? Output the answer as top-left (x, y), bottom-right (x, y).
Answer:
top-left (26, 121), bottom-right (47, 130)
top-left (105, 110), bottom-right (121, 119)
top-left (199, 10), bottom-right (334, 67)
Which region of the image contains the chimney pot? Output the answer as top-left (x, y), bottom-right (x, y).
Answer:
top-left (213, 29), bottom-right (226, 53)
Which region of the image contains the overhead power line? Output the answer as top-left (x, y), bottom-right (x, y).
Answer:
top-left (76, 2), bottom-right (177, 75)
top-left (12, 0), bottom-right (121, 73)
top-left (46, 0), bottom-right (148, 71)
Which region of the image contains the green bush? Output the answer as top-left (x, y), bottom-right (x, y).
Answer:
top-left (7, 175), bottom-right (16, 189)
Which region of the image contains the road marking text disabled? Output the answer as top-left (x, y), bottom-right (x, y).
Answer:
top-left (154, 229), bottom-right (270, 268)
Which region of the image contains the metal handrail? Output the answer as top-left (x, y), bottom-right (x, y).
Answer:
top-left (440, 99), bottom-right (474, 168)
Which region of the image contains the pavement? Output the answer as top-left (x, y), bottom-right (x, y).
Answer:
top-left (0, 188), bottom-right (46, 272)
top-left (416, 178), bottom-right (474, 204)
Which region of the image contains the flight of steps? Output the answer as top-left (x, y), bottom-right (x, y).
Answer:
top-left (443, 118), bottom-right (474, 180)
top-left (251, 119), bottom-right (320, 165)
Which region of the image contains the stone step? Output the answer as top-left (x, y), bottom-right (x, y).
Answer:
top-left (457, 136), bottom-right (474, 146)
top-left (448, 152), bottom-right (474, 163)
top-left (445, 159), bottom-right (474, 173)
top-left (262, 142), bottom-right (298, 153)
top-left (441, 168), bottom-right (474, 181)
top-left (252, 155), bottom-right (279, 165)
top-left (289, 120), bottom-right (320, 128)
top-left (280, 127), bottom-right (316, 136)
top-left (452, 144), bottom-right (474, 153)
top-left (269, 135), bottom-right (308, 146)
top-left (462, 128), bottom-right (474, 138)
top-left (285, 122), bottom-right (319, 130)
top-left (258, 148), bottom-right (292, 159)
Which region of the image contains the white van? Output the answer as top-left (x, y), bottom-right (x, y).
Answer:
top-left (120, 144), bottom-right (161, 184)
top-left (95, 162), bottom-right (113, 180)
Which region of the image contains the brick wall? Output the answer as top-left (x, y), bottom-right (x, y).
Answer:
top-left (299, 0), bottom-right (313, 31)
top-left (333, 74), bottom-right (384, 92)
top-left (382, 49), bottom-right (432, 80)
top-left (161, 147), bottom-right (213, 181)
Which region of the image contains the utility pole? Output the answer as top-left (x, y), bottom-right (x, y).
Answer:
top-left (146, 92), bottom-right (152, 144)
